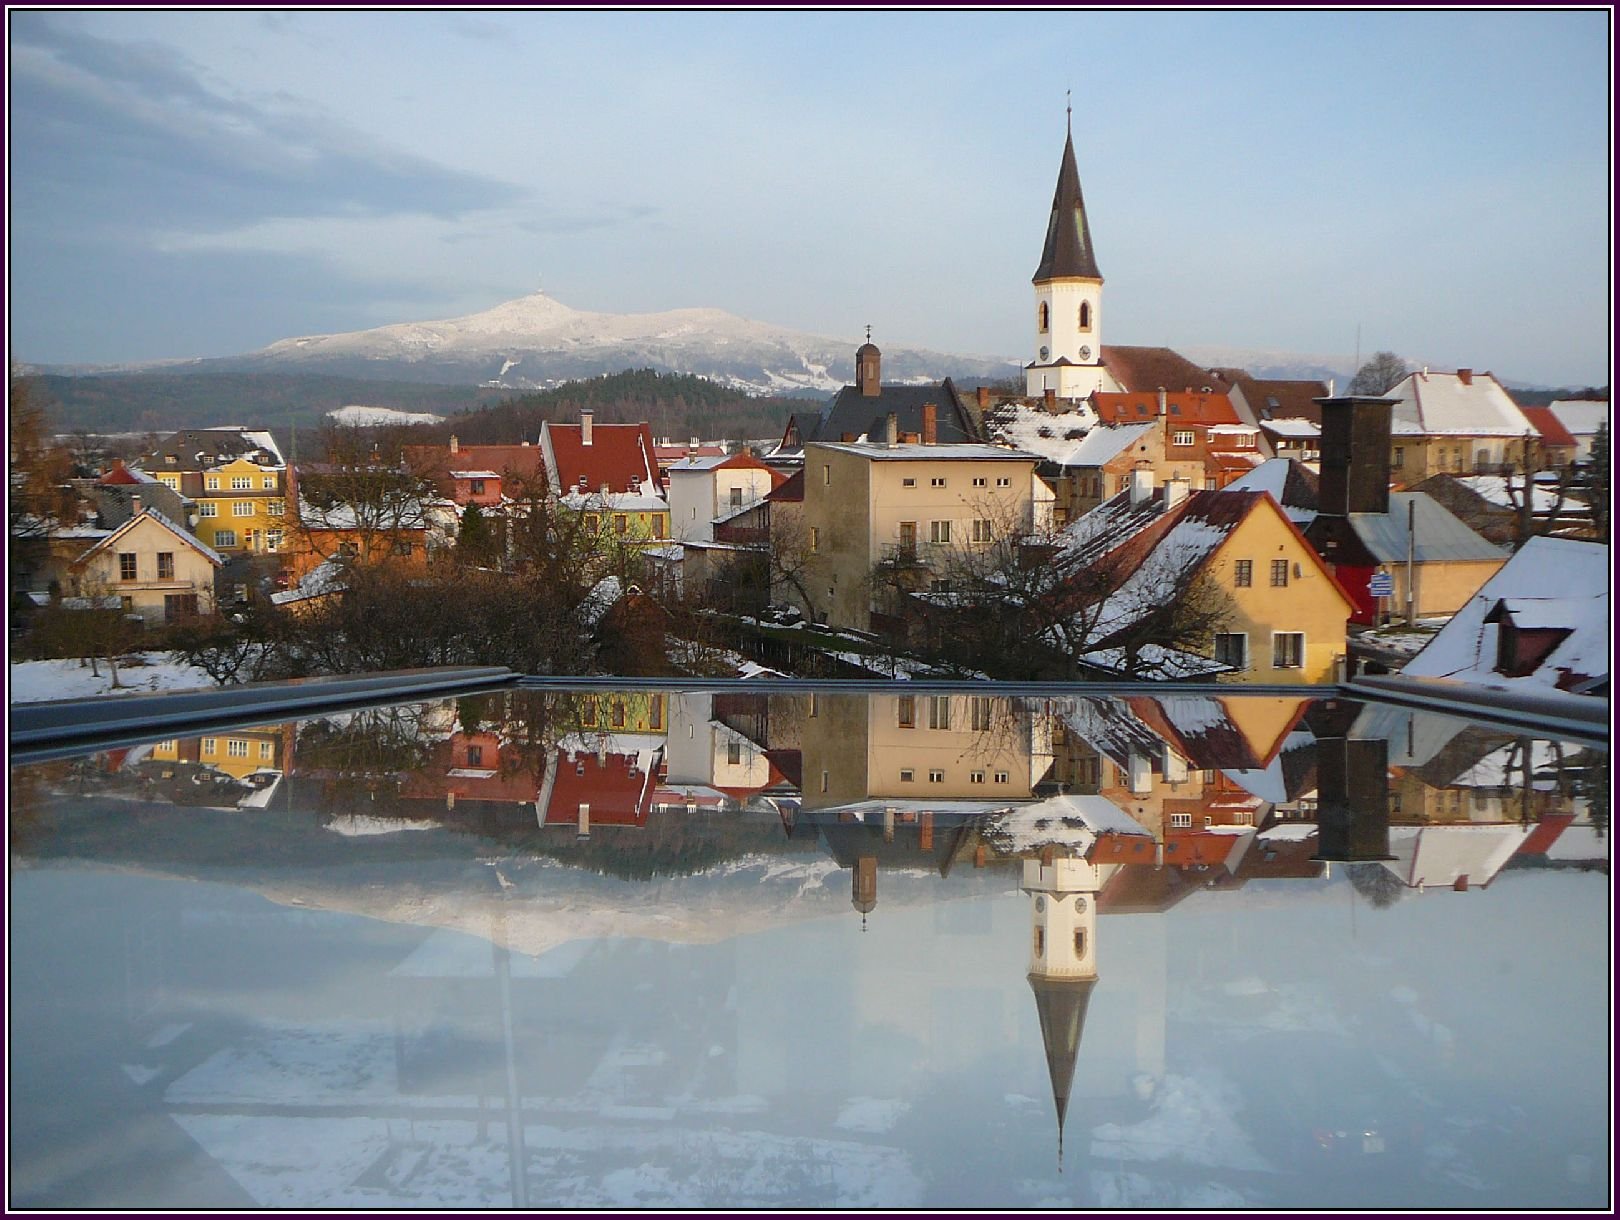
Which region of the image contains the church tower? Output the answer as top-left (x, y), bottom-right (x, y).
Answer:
top-left (1023, 854), bottom-right (1103, 1170)
top-left (1025, 115), bottom-right (1108, 401)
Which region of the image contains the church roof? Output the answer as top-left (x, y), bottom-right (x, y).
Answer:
top-left (1099, 346), bottom-right (1229, 396)
top-left (803, 378), bottom-right (985, 445)
top-left (1028, 973), bottom-right (1097, 1158)
top-left (1033, 131), bottom-right (1102, 282)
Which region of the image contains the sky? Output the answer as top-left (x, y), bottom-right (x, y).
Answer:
top-left (6, 8), bottom-right (1613, 386)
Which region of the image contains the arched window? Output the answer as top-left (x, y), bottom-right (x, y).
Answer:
top-left (1079, 301), bottom-right (1091, 331)
top-left (1033, 926), bottom-right (1045, 958)
top-left (1073, 929), bottom-right (1086, 959)
top-left (1038, 302), bottom-right (1049, 333)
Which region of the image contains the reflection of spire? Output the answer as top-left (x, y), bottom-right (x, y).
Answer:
top-left (1029, 973), bottom-right (1096, 1172)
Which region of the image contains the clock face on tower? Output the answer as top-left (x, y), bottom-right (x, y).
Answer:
top-left (1078, 345), bottom-right (1093, 361)
top-left (1038, 346), bottom-right (1050, 362)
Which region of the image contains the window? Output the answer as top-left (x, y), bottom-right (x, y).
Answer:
top-left (972, 476), bottom-right (986, 487)
top-left (227, 739), bottom-right (250, 758)
top-left (1272, 632), bottom-right (1305, 669)
top-left (1392, 447), bottom-right (1404, 469)
top-left (727, 741), bottom-right (742, 765)
top-left (1173, 430), bottom-right (1196, 447)
top-left (971, 518), bottom-right (993, 543)
top-left (158, 475), bottom-right (179, 489)
top-left (928, 769), bottom-right (945, 783)
top-left (809, 527), bottom-right (820, 553)
top-left (231, 475), bottom-right (252, 490)
top-left (1234, 559), bottom-right (1252, 587)
top-left (729, 486), bottom-right (744, 507)
top-left (1270, 559), bottom-right (1289, 587)
top-left (156, 552), bottom-right (174, 580)
top-left (266, 530), bottom-right (283, 552)
top-left (614, 514), bottom-right (628, 534)
top-left (970, 770), bottom-right (986, 784)
top-left (1079, 301), bottom-right (1091, 330)
top-left (393, 539), bottom-right (414, 557)
top-left (994, 770), bottom-right (1009, 784)
top-left (649, 699), bottom-right (662, 730)
top-left (470, 479), bottom-right (486, 495)
top-left (201, 737), bottom-right (217, 755)
top-left (263, 476), bottom-right (277, 489)
top-left (233, 501), bottom-right (255, 516)
top-left (819, 770), bottom-right (829, 793)
top-left (118, 553), bottom-right (138, 581)
top-left (267, 500), bottom-right (284, 517)
top-left (581, 702), bottom-right (597, 726)
top-left (1239, 433), bottom-right (1256, 448)
top-left (584, 514), bottom-right (600, 532)
top-left (1170, 813), bottom-right (1193, 828)
top-left (930, 520), bottom-right (951, 544)
top-left (198, 502), bottom-right (218, 517)
top-left (205, 475), bottom-right (220, 490)
top-left (900, 769), bottom-right (915, 783)
top-left (259, 742), bottom-right (274, 760)
top-left (653, 516), bottom-right (666, 539)
top-left (1214, 632), bottom-right (1249, 671)
top-left (929, 578), bottom-right (952, 593)
top-left (898, 521), bottom-right (916, 555)
top-left (1033, 927), bottom-right (1045, 957)
top-left (611, 702), bottom-right (626, 728)
top-left (1038, 302), bottom-right (1049, 333)
top-left (996, 476), bottom-right (1011, 487)
top-left (214, 529), bottom-right (236, 548)
top-left (822, 465), bottom-right (831, 485)
top-left (809, 693), bottom-right (819, 718)
top-left (466, 745), bottom-right (483, 767)
top-left (928, 695), bottom-right (951, 730)
top-left (163, 593), bottom-right (198, 620)
top-left (970, 696), bottom-right (993, 731)
top-left (902, 477), bottom-right (916, 487)
top-left (931, 477), bottom-right (946, 487)
top-left (897, 695), bottom-right (915, 728)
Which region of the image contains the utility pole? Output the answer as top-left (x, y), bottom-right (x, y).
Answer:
top-left (1405, 497), bottom-right (1417, 626)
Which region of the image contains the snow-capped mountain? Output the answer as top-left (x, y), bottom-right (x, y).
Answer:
top-left (200, 292), bottom-right (1021, 395)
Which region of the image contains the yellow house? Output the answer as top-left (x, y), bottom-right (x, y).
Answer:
top-left (799, 692), bottom-right (1049, 811)
top-left (566, 489), bottom-right (672, 547)
top-left (795, 441), bottom-right (1042, 632)
top-left (1058, 480), bottom-right (1354, 683)
top-left (66, 509), bottom-right (223, 625)
top-left (1384, 369), bottom-right (1536, 485)
top-left (142, 429), bottom-right (288, 558)
top-left (151, 726), bottom-right (285, 781)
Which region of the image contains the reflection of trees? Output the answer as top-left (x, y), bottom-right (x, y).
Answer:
top-left (296, 706), bottom-right (440, 809)
top-left (1345, 862), bottom-right (1405, 908)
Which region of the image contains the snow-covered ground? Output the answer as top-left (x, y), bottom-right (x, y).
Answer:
top-left (8, 653), bottom-right (216, 703)
top-left (327, 404), bottom-right (446, 427)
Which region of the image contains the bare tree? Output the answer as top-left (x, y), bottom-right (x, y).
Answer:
top-left (1346, 351), bottom-right (1410, 396)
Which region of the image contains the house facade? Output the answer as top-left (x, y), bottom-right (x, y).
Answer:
top-left (1383, 369), bottom-right (1536, 483)
top-left (65, 509), bottom-right (222, 624)
top-left (140, 428), bottom-right (287, 558)
top-left (795, 441), bottom-right (1040, 632)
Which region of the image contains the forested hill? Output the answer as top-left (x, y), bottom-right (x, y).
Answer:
top-left (439, 369), bottom-right (812, 445)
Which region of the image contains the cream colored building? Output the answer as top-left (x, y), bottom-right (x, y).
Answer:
top-left (795, 441), bottom-right (1041, 632)
top-left (66, 509), bottom-right (223, 625)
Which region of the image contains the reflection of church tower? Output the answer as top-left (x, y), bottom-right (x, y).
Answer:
top-left (853, 855), bottom-right (877, 930)
top-left (1023, 855), bottom-right (1102, 1170)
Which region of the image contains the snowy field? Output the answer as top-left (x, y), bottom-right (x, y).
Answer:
top-left (8, 652), bottom-right (216, 703)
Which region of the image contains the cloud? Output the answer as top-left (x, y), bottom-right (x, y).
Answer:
top-left (8, 15), bottom-right (528, 239)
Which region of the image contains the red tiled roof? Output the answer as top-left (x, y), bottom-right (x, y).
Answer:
top-left (1092, 390), bottom-right (1240, 426)
top-left (1212, 370), bottom-right (1329, 423)
top-left (1519, 405), bottom-right (1578, 449)
top-left (545, 422), bottom-right (659, 494)
top-left (98, 461), bottom-right (144, 486)
top-left (1100, 346), bottom-right (1233, 397)
top-left (542, 747), bottom-right (658, 827)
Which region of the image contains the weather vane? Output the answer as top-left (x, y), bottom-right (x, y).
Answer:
top-left (1066, 90), bottom-right (1072, 130)
top-left (866, 324), bottom-right (872, 344)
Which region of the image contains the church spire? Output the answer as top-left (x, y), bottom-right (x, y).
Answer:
top-left (1033, 125), bottom-right (1101, 283)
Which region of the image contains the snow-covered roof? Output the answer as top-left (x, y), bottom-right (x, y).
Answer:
top-left (979, 794), bottom-right (1155, 855)
top-left (1225, 458), bottom-right (1318, 525)
top-left (1384, 370), bottom-right (1534, 437)
top-left (981, 401), bottom-right (1099, 464)
top-left (76, 508), bottom-right (224, 567)
top-left (1453, 474), bottom-right (1577, 515)
top-left (270, 557), bottom-right (348, 605)
top-left (1058, 422), bottom-right (1155, 467)
top-left (1346, 492), bottom-right (1509, 564)
top-left (561, 488), bottom-right (669, 512)
top-left (1402, 535), bottom-right (1608, 692)
top-left (1381, 824), bottom-right (1529, 890)
top-left (448, 469), bottom-right (501, 480)
top-left (1546, 399), bottom-right (1609, 437)
top-left (1258, 417), bottom-right (1321, 438)
top-left (297, 496), bottom-right (429, 530)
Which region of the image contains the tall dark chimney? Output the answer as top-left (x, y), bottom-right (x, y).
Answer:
top-left (1312, 737), bottom-right (1395, 863)
top-left (1316, 395), bottom-right (1394, 516)
top-left (922, 402), bottom-right (938, 445)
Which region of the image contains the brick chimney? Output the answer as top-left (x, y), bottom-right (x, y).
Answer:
top-left (885, 412), bottom-right (899, 447)
top-left (1316, 395), bottom-right (1394, 516)
top-left (581, 410), bottom-right (593, 446)
top-left (1043, 387), bottom-right (1057, 413)
top-left (922, 402), bottom-right (937, 445)
top-left (449, 434), bottom-right (459, 454)
top-left (1453, 876), bottom-right (1470, 891)
top-left (1457, 368), bottom-right (1473, 386)
top-left (1157, 387), bottom-right (1168, 417)
top-left (976, 385), bottom-right (989, 410)
top-left (131, 494), bottom-right (143, 517)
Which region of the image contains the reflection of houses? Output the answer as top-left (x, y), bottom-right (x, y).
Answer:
top-left (662, 693), bottom-right (795, 812)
